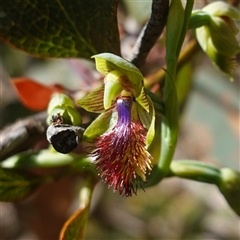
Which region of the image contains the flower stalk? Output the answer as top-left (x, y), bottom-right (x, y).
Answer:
top-left (148, 0), bottom-right (194, 185)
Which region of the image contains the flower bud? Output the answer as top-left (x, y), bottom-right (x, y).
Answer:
top-left (47, 93), bottom-right (82, 126)
top-left (194, 1), bottom-right (240, 80)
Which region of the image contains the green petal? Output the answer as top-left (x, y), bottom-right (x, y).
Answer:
top-left (196, 26), bottom-right (211, 53)
top-left (135, 96), bottom-right (155, 148)
top-left (145, 96), bottom-right (156, 148)
top-left (92, 53), bottom-right (144, 97)
top-left (104, 70), bottom-right (123, 109)
top-left (77, 85), bottom-right (105, 113)
top-left (83, 111), bottom-right (117, 142)
top-left (136, 88), bottom-right (149, 113)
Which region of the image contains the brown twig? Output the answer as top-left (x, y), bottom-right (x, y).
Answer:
top-left (0, 112), bottom-right (47, 160)
top-left (130, 0), bottom-right (169, 68)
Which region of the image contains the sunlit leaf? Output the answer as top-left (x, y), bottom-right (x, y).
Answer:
top-left (12, 78), bottom-right (62, 110)
top-left (0, 167), bottom-right (41, 201)
top-left (59, 180), bottom-right (94, 240)
top-left (0, 0), bottom-right (120, 59)
top-left (59, 208), bottom-right (89, 240)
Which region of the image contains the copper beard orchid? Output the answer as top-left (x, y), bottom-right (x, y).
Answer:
top-left (77, 53), bottom-right (155, 196)
top-left (93, 94), bottom-right (153, 196)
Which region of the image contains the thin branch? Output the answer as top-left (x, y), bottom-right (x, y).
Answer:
top-left (0, 112), bottom-right (47, 160)
top-left (130, 0), bottom-right (169, 68)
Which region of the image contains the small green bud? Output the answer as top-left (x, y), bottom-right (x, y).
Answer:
top-left (47, 93), bottom-right (74, 114)
top-left (47, 93), bottom-right (82, 126)
top-left (47, 106), bottom-right (66, 125)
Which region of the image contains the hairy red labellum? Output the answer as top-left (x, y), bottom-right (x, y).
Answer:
top-left (92, 97), bottom-right (153, 197)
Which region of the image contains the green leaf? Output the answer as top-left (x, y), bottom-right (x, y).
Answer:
top-left (60, 208), bottom-right (89, 240)
top-left (0, 168), bottom-right (41, 201)
top-left (0, 0), bottom-right (120, 59)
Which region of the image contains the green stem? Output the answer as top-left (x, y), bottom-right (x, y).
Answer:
top-left (176, 0), bottom-right (195, 57)
top-left (167, 160), bottom-right (221, 185)
top-left (147, 0), bottom-right (195, 186)
top-left (159, 0), bottom-right (184, 173)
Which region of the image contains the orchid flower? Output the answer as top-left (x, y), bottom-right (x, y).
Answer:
top-left (191, 1), bottom-right (240, 80)
top-left (77, 53), bottom-right (155, 196)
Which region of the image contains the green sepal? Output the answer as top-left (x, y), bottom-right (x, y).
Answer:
top-left (92, 53), bottom-right (144, 98)
top-left (83, 111), bottom-right (117, 142)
